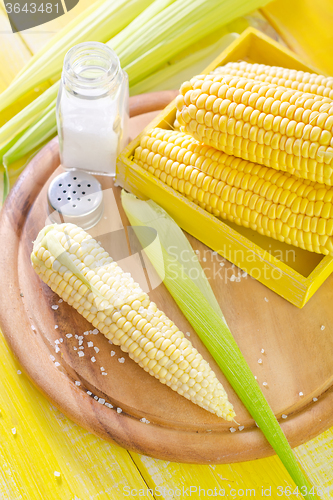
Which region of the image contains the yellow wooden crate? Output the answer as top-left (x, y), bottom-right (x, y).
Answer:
top-left (116, 27), bottom-right (333, 309)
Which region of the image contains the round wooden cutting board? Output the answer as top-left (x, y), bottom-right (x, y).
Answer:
top-left (1, 91), bottom-right (333, 464)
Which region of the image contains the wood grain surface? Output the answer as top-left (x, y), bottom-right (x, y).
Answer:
top-left (1, 91), bottom-right (333, 464)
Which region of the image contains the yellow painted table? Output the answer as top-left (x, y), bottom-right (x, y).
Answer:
top-left (1, 2), bottom-right (333, 499)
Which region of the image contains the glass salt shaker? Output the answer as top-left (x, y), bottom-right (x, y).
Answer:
top-left (56, 41), bottom-right (129, 176)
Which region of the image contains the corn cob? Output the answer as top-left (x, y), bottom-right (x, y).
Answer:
top-left (212, 61), bottom-right (333, 100)
top-left (134, 127), bottom-right (333, 256)
top-left (31, 223), bottom-right (235, 420)
top-left (176, 73), bottom-right (333, 186)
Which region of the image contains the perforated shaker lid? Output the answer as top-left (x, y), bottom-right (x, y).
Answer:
top-left (47, 171), bottom-right (103, 230)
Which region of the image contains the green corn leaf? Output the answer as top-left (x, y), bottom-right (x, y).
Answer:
top-left (0, 0), bottom-right (154, 112)
top-left (0, 82), bottom-right (59, 149)
top-left (2, 165), bottom-right (10, 204)
top-left (121, 191), bottom-right (317, 500)
top-left (129, 33), bottom-right (238, 95)
top-left (3, 107), bottom-right (57, 167)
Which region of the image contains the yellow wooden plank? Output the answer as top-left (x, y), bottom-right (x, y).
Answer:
top-left (131, 452), bottom-right (304, 500)
top-left (262, 0), bottom-right (333, 75)
top-left (0, 330), bottom-right (153, 500)
top-left (295, 432), bottom-right (333, 499)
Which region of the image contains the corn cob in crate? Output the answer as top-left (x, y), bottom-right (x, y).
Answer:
top-left (31, 223), bottom-right (235, 421)
top-left (176, 74), bottom-right (333, 186)
top-left (212, 61), bottom-right (333, 100)
top-left (134, 127), bottom-right (333, 255)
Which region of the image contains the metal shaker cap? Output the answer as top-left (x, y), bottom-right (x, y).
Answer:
top-left (47, 171), bottom-right (103, 230)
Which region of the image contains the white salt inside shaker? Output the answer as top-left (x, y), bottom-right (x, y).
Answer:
top-left (56, 42), bottom-right (129, 176)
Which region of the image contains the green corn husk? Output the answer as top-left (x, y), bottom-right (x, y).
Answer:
top-left (129, 33), bottom-right (238, 95)
top-left (0, 0), bottom-right (273, 199)
top-left (0, 0), bottom-right (154, 112)
top-left (110, 0), bottom-right (272, 86)
top-left (2, 166), bottom-right (9, 204)
top-left (0, 82), bottom-right (59, 149)
top-left (121, 191), bottom-right (317, 500)
top-left (3, 105), bottom-right (57, 167)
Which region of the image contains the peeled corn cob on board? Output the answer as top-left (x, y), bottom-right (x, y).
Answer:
top-left (117, 28), bottom-right (333, 309)
top-left (1, 93), bottom-right (333, 464)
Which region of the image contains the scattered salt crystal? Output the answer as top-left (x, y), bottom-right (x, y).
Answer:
top-left (73, 347), bottom-right (77, 351)
top-left (91, 356), bottom-right (96, 363)
top-left (258, 359), bottom-right (263, 364)
top-left (255, 422), bottom-right (259, 428)
top-left (92, 329), bottom-right (99, 335)
top-left (50, 355), bottom-right (55, 361)
top-left (94, 347), bottom-right (99, 353)
top-left (254, 376), bottom-right (257, 380)
top-left (17, 370), bottom-right (21, 375)
top-left (74, 335), bottom-right (78, 339)
top-left (75, 381), bottom-right (81, 386)
top-left (78, 336), bottom-right (83, 341)
top-left (229, 427), bottom-right (236, 433)
top-left (118, 357), bottom-right (125, 363)
top-left (94, 396), bottom-right (98, 400)
top-left (105, 402), bottom-right (113, 408)
top-left (299, 392), bottom-right (304, 397)
top-left (79, 340), bottom-right (83, 346)
top-left (55, 340), bottom-right (60, 345)
top-left (54, 471), bottom-right (61, 477)
top-left (202, 257), bottom-right (207, 262)
top-left (87, 391), bottom-right (92, 396)
top-left (108, 340), bottom-right (113, 344)
top-left (117, 408), bottom-right (122, 413)
top-left (31, 325), bottom-right (36, 331)
top-left (54, 325), bottom-right (58, 330)
top-left (195, 250), bottom-right (200, 255)
top-left (282, 414), bottom-right (288, 419)
top-left (11, 428), bottom-right (16, 435)
top-left (110, 351), bottom-right (115, 357)
top-left (219, 262), bottom-right (225, 267)
top-left (313, 397), bottom-right (318, 402)
top-left (321, 325), bottom-right (325, 331)
top-left (101, 372), bottom-right (107, 376)
top-left (140, 418), bottom-right (150, 424)
top-left (98, 398), bottom-right (105, 405)
top-left (55, 346), bottom-right (60, 354)
top-left (83, 331), bottom-right (89, 336)
top-left (55, 362), bottom-right (60, 367)
top-left (261, 349), bottom-right (265, 354)
top-left (78, 352), bottom-right (84, 358)
top-left (78, 346), bottom-right (84, 350)
top-left (241, 271), bottom-right (247, 277)
top-left (230, 275), bottom-right (236, 282)
top-left (263, 382), bottom-right (268, 387)
top-left (185, 332), bottom-right (191, 337)
top-left (87, 341), bottom-right (93, 348)
top-left (66, 334), bottom-right (72, 338)
top-left (58, 299), bottom-right (63, 304)
top-left (238, 426), bottom-right (244, 431)
top-left (20, 292), bottom-right (24, 297)
top-left (264, 297), bottom-right (269, 302)
top-left (100, 367), bottom-right (105, 371)
top-left (51, 305), bottom-right (59, 310)
top-left (236, 277), bottom-right (241, 282)
top-left (59, 338), bottom-right (63, 343)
